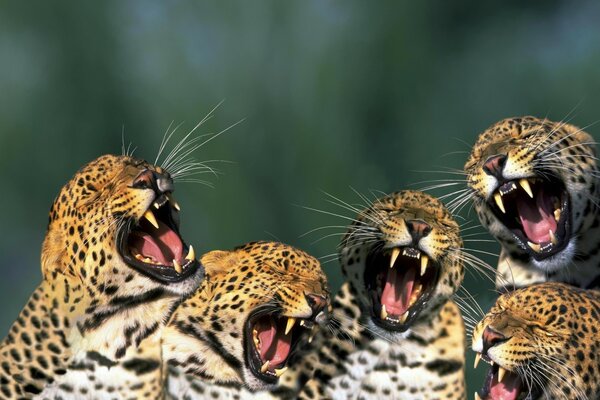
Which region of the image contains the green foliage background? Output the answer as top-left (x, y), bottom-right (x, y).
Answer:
top-left (1, 0), bottom-right (600, 394)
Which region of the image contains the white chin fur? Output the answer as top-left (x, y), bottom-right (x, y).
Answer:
top-left (164, 268), bottom-right (204, 296)
top-left (367, 317), bottom-right (411, 343)
top-left (242, 369), bottom-right (275, 392)
top-left (531, 239), bottom-right (576, 273)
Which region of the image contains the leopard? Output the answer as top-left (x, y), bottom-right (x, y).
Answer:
top-left (464, 116), bottom-right (600, 291)
top-left (0, 154), bottom-right (203, 399)
top-left (293, 190), bottom-right (467, 400)
top-left (472, 282), bottom-right (600, 400)
top-left (162, 241), bottom-right (331, 400)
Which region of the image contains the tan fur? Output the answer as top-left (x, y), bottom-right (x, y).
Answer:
top-left (472, 282), bottom-right (600, 399)
top-left (0, 155), bottom-right (202, 399)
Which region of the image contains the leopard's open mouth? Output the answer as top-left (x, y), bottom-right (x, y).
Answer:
top-left (118, 193), bottom-right (199, 283)
top-left (365, 246), bottom-right (440, 331)
top-left (487, 176), bottom-right (570, 261)
top-left (475, 356), bottom-right (541, 400)
top-left (245, 309), bottom-right (315, 384)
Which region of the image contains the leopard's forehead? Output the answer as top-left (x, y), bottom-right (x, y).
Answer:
top-left (233, 241), bottom-right (326, 280)
top-left (365, 190), bottom-right (458, 229)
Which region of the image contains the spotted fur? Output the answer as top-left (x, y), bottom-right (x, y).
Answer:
top-left (295, 191), bottom-right (466, 399)
top-left (464, 116), bottom-right (600, 290)
top-left (163, 241), bottom-right (330, 399)
top-left (472, 282), bottom-right (600, 400)
top-left (0, 155), bottom-right (203, 399)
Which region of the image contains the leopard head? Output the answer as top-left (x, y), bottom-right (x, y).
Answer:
top-left (472, 282), bottom-right (600, 400)
top-left (464, 116), bottom-right (599, 273)
top-left (164, 241), bottom-right (330, 391)
top-left (339, 190), bottom-right (464, 340)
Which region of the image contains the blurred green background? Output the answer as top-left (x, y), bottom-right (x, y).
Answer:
top-left (2, 0), bottom-right (600, 395)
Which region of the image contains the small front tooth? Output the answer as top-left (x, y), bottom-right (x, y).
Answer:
top-left (474, 353), bottom-right (481, 369)
top-left (299, 320), bottom-right (306, 327)
top-left (549, 230), bottom-right (557, 245)
top-left (153, 202), bottom-right (160, 210)
top-left (135, 254), bottom-right (144, 260)
top-left (274, 367), bottom-right (288, 377)
top-left (185, 245), bottom-right (195, 261)
top-left (167, 194), bottom-right (181, 211)
top-left (380, 304), bottom-right (388, 320)
top-left (494, 193), bottom-right (506, 214)
top-left (173, 259), bottom-right (183, 273)
top-left (399, 310), bottom-right (409, 323)
top-left (527, 241), bottom-right (541, 253)
top-left (554, 208), bottom-right (561, 222)
top-left (143, 210), bottom-right (159, 229)
top-left (260, 360), bottom-right (270, 373)
top-left (390, 248), bottom-right (400, 269)
top-left (498, 367), bottom-right (506, 383)
top-left (475, 393), bottom-right (482, 400)
top-left (420, 254), bottom-right (429, 276)
top-left (285, 317), bottom-right (296, 335)
top-left (519, 179), bottom-right (534, 198)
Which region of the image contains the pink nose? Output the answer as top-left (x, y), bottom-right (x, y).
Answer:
top-left (305, 293), bottom-right (327, 314)
top-left (406, 219), bottom-right (431, 243)
top-left (482, 154), bottom-right (507, 179)
top-left (482, 325), bottom-right (508, 355)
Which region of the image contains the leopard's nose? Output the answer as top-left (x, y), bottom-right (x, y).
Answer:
top-left (483, 154), bottom-right (507, 179)
top-left (482, 325), bottom-right (509, 355)
top-left (133, 169), bottom-right (174, 194)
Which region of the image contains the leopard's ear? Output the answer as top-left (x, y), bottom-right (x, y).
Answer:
top-left (200, 250), bottom-right (239, 276)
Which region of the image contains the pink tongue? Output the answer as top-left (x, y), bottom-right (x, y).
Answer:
top-left (489, 371), bottom-right (521, 400)
top-left (129, 220), bottom-right (183, 265)
top-left (516, 186), bottom-right (557, 244)
top-left (256, 319), bottom-right (291, 367)
top-left (380, 267), bottom-right (416, 316)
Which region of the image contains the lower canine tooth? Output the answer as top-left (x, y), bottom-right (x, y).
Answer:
top-left (494, 193), bottom-right (506, 214)
top-left (527, 241), bottom-right (541, 253)
top-left (173, 259), bottom-right (183, 273)
top-left (549, 230), bottom-right (557, 245)
top-left (185, 245), bottom-right (195, 261)
top-left (274, 367), bottom-right (288, 377)
top-left (261, 360), bottom-right (270, 373)
top-left (554, 208), bottom-right (561, 222)
top-left (380, 304), bottom-right (388, 320)
top-left (399, 310), bottom-right (409, 323)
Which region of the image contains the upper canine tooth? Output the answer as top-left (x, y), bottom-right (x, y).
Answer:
top-left (554, 208), bottom-right (561, 222)
top-left (185, 245), bottom-right (195, 261)
top-left (167, 194), bottom-right (181, 211)
top-left (274, 367), bottom-right (288, 377)
top-left (420, 255), bottom-right (429, 276)
top-left (497, 367), bottom-right (507, 383)
top-left (549, 230), bottom-right (558, 245)
top-left (390, 248), bottom-right (400, 269)
top-left (494, 193), bottom-right (506, 214)
top-left (380, 304), bottom-right (388, 320)
top-left (475, 393), bottom-right (482, 400)
top-left (260, 360), bottom-right (270, 373)
top-left (285, 317), bottom-right (296, 335)
top-left (527, 241), bottom-right (541, 253)
top-left (143, 210), bottom-right (159, 229)
top-left (519, 179), bottom-right (534, 198)
top-left (474, 353), bottom-right (481, 369)
top-left (173, 259), bottom-right (183, 273)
